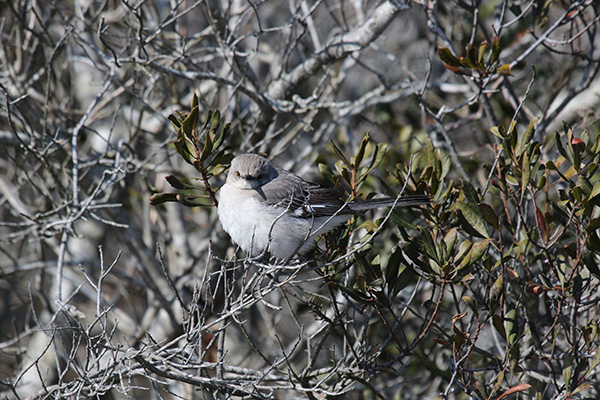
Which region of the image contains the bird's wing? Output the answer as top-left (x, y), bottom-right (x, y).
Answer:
top-left (261, 169), bottom-right (353, 218)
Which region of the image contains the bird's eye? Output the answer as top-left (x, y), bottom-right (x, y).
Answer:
top-left (235, 171), bottom-right (241, 178)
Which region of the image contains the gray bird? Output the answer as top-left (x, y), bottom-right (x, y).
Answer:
top-left (218, 153), bottom-right (429, 260)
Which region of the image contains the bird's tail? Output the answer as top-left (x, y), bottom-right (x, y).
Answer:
top-left (349, 194), bottom-right (430, 211)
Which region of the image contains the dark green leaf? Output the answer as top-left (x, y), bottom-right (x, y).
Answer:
top-left (392, 265), bottom-right (415, 299)
top-left (334, 282), bottom-right (371, 304)
top-left (419, 226), bottom-right (440, 266)
top-left (520, 149), bottom-right (530, 201)
top-left (353, 134), bottom-right (370, 168)
top-left (209, 109), bottom-right (221, 134)
top-left (437, 46), bottom-right (462, 67)
top-left (200, 123), bottom-right (214, 163)
top-left (461, 180), bottom-right (481, 204)
top-left (518, 117), bottom-right (539, 157)
top-left (213, 122), bottom-right (229, 150)
top-left (364, 142), bottom-right (388, 176)
top-left (182, 106), bottom-right (200, 141)
top-left (478, 203), bottom-right (499, 231)
top-left (490, 35), bottom-right (501, 65)
top-left (563, 351), bottom-right (574, 390)
top-left (465, 43), bottom-right (479, 68)
top-left (330, 140), bottom-right (351, 168)
top-left (165, 175), bottom-right (194, 190)
top-left (149, 192), bottom-right (179, 205)
top-left (492, 314), bottom-right (506, 340)
top-left (555, 131), bottom-right (569, 161)
top-left (168, 113), bottom-right (183, 129)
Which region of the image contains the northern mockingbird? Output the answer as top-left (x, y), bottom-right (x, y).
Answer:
top-left (218, 153), bottom-right (429, 260)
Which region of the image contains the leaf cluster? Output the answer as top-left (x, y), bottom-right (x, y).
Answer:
top-left (438, 36), bottom-right (512, 81)
top-left (150, 93), bottom-right (233, 208)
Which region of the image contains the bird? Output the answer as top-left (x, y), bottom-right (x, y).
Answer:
top-left (217, 153), bottom-right (429, 260)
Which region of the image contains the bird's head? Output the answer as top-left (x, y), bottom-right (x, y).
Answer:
top-left (227, 154), bottom-right (278, 190)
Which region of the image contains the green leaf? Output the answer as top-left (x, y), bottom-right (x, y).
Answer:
top-left (392, 265), bottom-right (415, 299)
top-left (149, 192), bottom-right (179, 205)
top-left (455, 240), bottom-right (473, 264)
top-left (517, 117), bottom-right (540, 157)
top-left (334, 282), bottom-right (371, 304)
top-left (182, 106), bottom-right (200, 141)
top-left (584, 251), bottom-right (600, 280)
top-left (403, 241), bottom-right (430, 273)
top-left (453, 240), bottom-right (491, 279)
top-left (466, 43), bottom-right (479, 68)
top-left (440, 154), bottom-right (451, 181)
top-left (504, 308), bottom-right (518, 346)
top-left (563, 351), bottom-right (574, 391)
top-left (490, 125), bottom-right (506, 139)
top-left (461, 180), bottom-right (481, 204)
top-left (478, 41), bottom-right (487, 66)
top-left (520, 149), bottom-right (530, 202)
top-left (209, 109), bottom-right (221, 134)
top-left (385, 246), bottom-right (403, 286)
top-left (571, 138), bottom-right (585, 172)
top-left (318, 163), bottom-right (337, 185)
top-left (208, 163), bottom-right (228, 176)
top-left (437, 46), bottom-right (462, 67)
top-left (422, 138), bottom-right (436, 170)
top-left (165, 175), bottom-right (194, 190)
top-left (478, 203), bottom-right (499, 231)
top-left (385, 246), bottom-right (415, 298)
top-left (213, 122), bottom-right (229, 150)
top-left (469, 240), bottom-right (491, 264)
top-left (168, 113), bottom-right (183, 129)
top-left (477, 373), bottom-right (490, 398)
top-left (490, 35), bottom-right (501, 65)
top-left (491, 370), bottom-right (505, 397)
top-left (174, 131), bottom-right (197, 165)
top-left (330, 140), bottom-right (351, 168)
top-left (492, 314), bottom-right (506, 340)
top-left (444, 227), bottom-right (459, 255)
top-left (359, 219), bottom-right (379, 233)
top-left (489, 274), bottom-right (504, 313)
top-left (209, 151), bottom-right (234, 169)
top-left (353, 133), bottom-right (371, 168)
top-left (457, 202), bottom-right (489, 238)
top-left (462, 295), bottom-right (479, 314)
top-left (505, 174), bottom-right (520, 186)
top-left (177, 194), bottom-right (214, 207)
top-left (390, 212), bottom-right (420, 231)
top-left (419, 226), bottom-right (440, 266)
top-left (460, 55), bottom-right (477, 69)
top-left (364, 142), bottom-right (388, 176)
top-left (591, 132), bottom-right (600, 154)
top-left (496, 64), bottom-right (512, 76)
top-left (586, 230), bottom-right (600, 254)
top-left (580, 177), bottom-right (593, 197)
top-left (335, 160), bottom-right (351, 187)
top-left (555, 132), bottom-right (568, 160)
